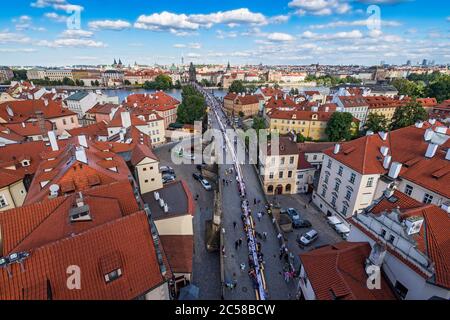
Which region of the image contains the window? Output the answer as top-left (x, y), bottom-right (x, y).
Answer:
top-left (63, 119), bottom-right (67, 125)
top-left (327, 159), bottom-right (332, 169)
top-left (334, 181), bottom-right (340, 192)
top-left (345, 190), bottom-right (352, 201)
top-left (299, 174), bottom-right (304, 179)
top-left (331, 196), bottom-right (337, 207)
top-left (143, 168), bottom-right (147, 171)
top-left (71, 117), bottom-right (75, 124)
top-left (349, 173), bottom-right (356, 184)
top-left (288, 171), bottom-right (293, 178)
top-left (104, 269), bottom-right (122, 283)
top-left (423, 193), bottom-right (433, 204)
top-left (281, 157), bottom-right (285, 165)
top-left (0, 195), bottom-right (8, 208)
top-left (404, 185), bottom-right (413, 196)
top-left (289, 156), bottom-right (294, 164)
top-left (269, 172), bottom-right (274, 179)
top-left (388, 235), bottom-right (395, 244)
top-left (279, 171), bottom-right (284, 179)
top-left (321, 188), bottom-right (326, 197)
top-left (341, 206), bottom-right (348, 215)
top-left (394, 281), bottom-right (408, 300)
top-left (324, 174), bottom-right (329, 184)
top-left (366, 177), bottom-right (374, 188)
top-left (313, 155), bottom-right (317, 161)
top-left (338, 166), bottom-right (343, 176)
top-left (381, 229), bottom-right (387, 238)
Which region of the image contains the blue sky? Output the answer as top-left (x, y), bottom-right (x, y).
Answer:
top-left (0, 0), bottom-right (449, 66)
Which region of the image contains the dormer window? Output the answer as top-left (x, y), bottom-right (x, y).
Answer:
top-left (21, 160), bottom-right (30, 167)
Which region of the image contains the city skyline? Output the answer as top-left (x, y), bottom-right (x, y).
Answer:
top-left (0, 0), bottom-right (449, 66)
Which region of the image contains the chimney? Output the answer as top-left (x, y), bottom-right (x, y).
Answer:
top-left (428, 118), bottom-right (436, 125)
top-left (384, 184), bottom-right (395, 198)
top-left (21, 122), bottom-right (26, 128)
top-left (333, 143), bottom-right (341, 154)
top-left (366, 130), bottom-right (374, 136)
top-left (425, 143), bottom-right (438, 158)
top-left (44, 99), bottom-right (49, 106)
top-left (75, 146), bottom-right (88, 164)
top-left (124, 97), bottom-right (128, 103)
top-left (446, 149), bottom-right (450, 161)
top-left (78, 135), bottom-right (88, 148)
top-left (48, 131), bottom-right (59, 151)
top-left (378, 131), bottom-right (388, 141)
top-left (380, 146), bottom-right (389, 157)
top-left (435, 126), bottom-right (447, 134)
top-left (76, 192), bottom-right (85, 207)
top-left (366, 243), bottom-right (387, 268)
top-left (383, 155), bottom-right (392, 169)
top-left (388, 162), bottom-right (402, 179)
top-left (415, 121), bottom-right (424, 128)
top-left (121, 111), bottom-right (131, 129)
top-left (424, 128), bottom-right (434, 141)
top-left (49, 184), bottom-right (60, 198)
top-left (133, 102), bottom-right (138, 108)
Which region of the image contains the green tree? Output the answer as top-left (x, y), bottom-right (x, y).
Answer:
top-left (62, 77), bottom-right (75, 86)
top-left (177, 85), bottom-right (206, 125)
top-left (252, 116), bottom-right (266, 133)
top-left (229, 80), bottom-right (246, 93)
top-left (426, 75), bottom-right (450, 102)
top-left (392, 78), bottom-right (424, 98)
top-left (238, 111), bottom-right (245, 118)
top-left (12, 69), bottom-right (27, 81)
top-left (123, 79), bottom-right (131, 85)
top-left (391, 101), bottom-right (428, 130)
top-left (325, 112), bottom-right (355, 142)
top-left (365, 113), bottom-right (389, 133)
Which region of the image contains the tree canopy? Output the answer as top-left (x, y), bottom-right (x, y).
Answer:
top-left (228, 80), bottom-right (246, 93)
top-left (391, 101), bottom-right (428, 130)
top-left (325, 112), bottom-right (355, 142)
top-left (176, 85), bottom-right (206, 125)
top-left (143, 74), bottom-right (173, 90)
top-left (365, 113), bottom-right (389, 133)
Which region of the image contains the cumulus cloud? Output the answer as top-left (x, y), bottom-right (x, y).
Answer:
top-left (60, 29), bottom-right (93, 38)
top-left (0, 48), bottom-right (37, 53)
top-left (0, 32), bottom-right (31, 44)
top-left (31, 0), bottom-right (83, 12)
top-left (301, 29), bottom-right (363, 40)
top-left (288, 0), bottom-right (351, 16)
top-left (88, 20), bottom-right (132, 31)
top-left (134, 8), bottom-right (288, 33)
top-left (44, 12), bottom-right (67, 23)
top-left (310, 19), bottom-right (402, 29)
top-left (37, 38), bottom-right (106, 48)
top-left (173, 42), bottom-right (201, 49)
top-left (266, 32), bottom-right (295, 42)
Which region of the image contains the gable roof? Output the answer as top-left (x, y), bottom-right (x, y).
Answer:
top-left (300, 241), bottom-right (396, 300)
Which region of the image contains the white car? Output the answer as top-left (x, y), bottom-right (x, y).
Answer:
top-left (200, 179), bottom-right (212, 191)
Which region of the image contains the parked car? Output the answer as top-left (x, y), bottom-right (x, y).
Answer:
top-left (297, 219), bottom-right (312, 228)
top-left (297, 229), bottom-right (319, 247)
top-left (200, 179), bottom-right (212, 191)
top-left (334, 223), bottom-right (351, 240)
top-left (162, 174), bottom-right (176, 184)
top-left (281, 208), bottom-right (302, 229)
top-left (193, 173), bottom-right (203, 181)
top-left (160, 166), bottom-right (175, 175)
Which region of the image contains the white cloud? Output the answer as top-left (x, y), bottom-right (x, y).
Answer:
top-left (60, 29), bottom-right (93, 38)
top-left (189, 8), bottom-right (267, 27)
top-left (173, 42), bottom-right (201, 49)
top-left (88, 20), bottom-right (131, 31)
top-left (0, 48), bottom-right (37, 53)
top-left (44, 12), bottom-right (67, 23)
top-left (301, 29), bottom-right (363, 40)
top-left (37, 38), bottom-right (106, 48)
top-left (31, 0), bottom-right (83, 12)
top-left (310, 19), bottom-right (402, 29)
top-left (266, 32), bottom-right (295, 42)
top-left (135, 11), bottom-right (199, 31)
top-left (0, 32), bottom-right (31, 44)
top-left (289, 0), bottom-right (351, 16)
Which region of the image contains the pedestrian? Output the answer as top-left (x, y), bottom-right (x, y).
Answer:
top-left (262, 232), bottom-right (268, 240)
top-left (254, 198), bottom-right (257, 205)
top-left (240, 263), bottom-right (246, 271)
top-left (239, 238), bottom-right (243, 247)
top-left (222, 178), bottom-right (225, 186)
top-left (257, 212), bottom-right (262, 222)
top-left (233, 221), bottom-right (237, 229)
top-left (235, 240), bottom-right (239, 250)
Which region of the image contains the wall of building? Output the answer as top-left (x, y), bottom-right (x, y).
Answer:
top-left (0, 180), bottom-right (26, 212)
top-left (143, 282), bottom-right (170, 300)
top-left (154, 215), bottom-right (193, 236)
top-left (135, 158), bottom-right (163, 194)
top-left (260, 154), bottom-right (298, 195)
top-left (50, 115), bottom-right (79, 135)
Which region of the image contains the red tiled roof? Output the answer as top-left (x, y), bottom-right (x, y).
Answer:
top-left (297, 153), bottom-right (314, 170)
top-left (416, 98), bottom-right (438, 108)
top-left (338, 95), bottom-right (368, 108)
top-left (67, 121), bottom-right (109, 139)
top-left (0, 168), bottom-right (24, 188)
top-left (109, 111), bottom-right (147, 128)
top-left (86, 103), bottom-right (120, 115)
top-left (130, 143), bottom-right (159, 166)
top-left (300, 242), bottom-right (396, 300)
top-left (2, 121), bottom-right (53, 137)
top-left (298, 142), bottom-right (335, 154)
top-left (0, 100), bottom-right (76, 122)
top-left (0, 211), bottom-right (167, 300)
top-left (324, 122), bottom-right (450, 198)
top-left (159, 235), bottom-right (193, 273)
top-left (24, 137), bottom-right (132, 205)
top-left (224, 93), bottom-right (262, 105)
top-left (352, 191), bottom-right (450, 289)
